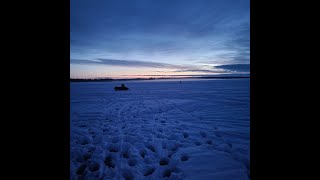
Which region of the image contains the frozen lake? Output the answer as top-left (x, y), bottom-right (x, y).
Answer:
top-left (70, 79), bottom-right (250, 180)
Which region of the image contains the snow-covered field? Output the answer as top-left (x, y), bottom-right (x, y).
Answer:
top-left (70, 79), bottom-right (250, 180)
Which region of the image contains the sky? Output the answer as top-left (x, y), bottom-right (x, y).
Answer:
top-left (70, 0), bottom-right (250, 79)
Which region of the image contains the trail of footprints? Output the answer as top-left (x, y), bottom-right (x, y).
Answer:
top-left (72, 100), bottom-right (240, 180)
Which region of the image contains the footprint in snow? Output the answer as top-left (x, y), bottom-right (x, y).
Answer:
top-left (181, 154), bottom-right (189, 161)
top-left (200, 131), bottom-right (207, 138)
top-left (183, 132), bottom-right (189, 138)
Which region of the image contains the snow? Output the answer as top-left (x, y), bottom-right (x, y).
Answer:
top-left (70, 79), bottom-right (250, 180)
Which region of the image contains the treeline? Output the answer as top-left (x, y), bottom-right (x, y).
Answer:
top-left (70, 77), bottom-right (161, 82)
top-left (70, 78), bottom-right (114, 82)
top-left (70, 76), bottom-right (250, 82)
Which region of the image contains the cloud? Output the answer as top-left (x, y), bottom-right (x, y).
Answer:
top-left (71, 58), bottom-right (251, 75)
top-left (71, 58), bottom-right (184, 69)
top-left (71, 0), bottom-right (250, 65)
top-left (173, 69), bottom-right (227, 73)
top-left (213, 64), bottom-right (250, 72)
top-left (121, 73), bottom-right (250, 77)
top-left (71, 58), bottom-right (234, 74)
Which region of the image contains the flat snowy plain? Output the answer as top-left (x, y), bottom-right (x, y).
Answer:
top-left (70, 78), bottom-right (250, 180)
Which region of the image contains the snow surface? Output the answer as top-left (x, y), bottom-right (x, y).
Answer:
top-left (70, 79), bottom-right (250, 180)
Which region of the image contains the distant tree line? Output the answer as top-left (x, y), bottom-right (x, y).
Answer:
top-left (70, 76), bottom-right (249, 82)
top-left (70, 77), bottom-right (161, 82)
top-left (70, 78), bottom-right (114, 82)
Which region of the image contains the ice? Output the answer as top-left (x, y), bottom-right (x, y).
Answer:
top-left (70, 79), bottom-right (250, 179)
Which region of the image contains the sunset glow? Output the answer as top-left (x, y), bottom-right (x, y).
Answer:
top-left (71, 0), bottom-right (250, 79)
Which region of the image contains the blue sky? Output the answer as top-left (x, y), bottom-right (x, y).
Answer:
top-left (70, 0), bottom-right (250, 78)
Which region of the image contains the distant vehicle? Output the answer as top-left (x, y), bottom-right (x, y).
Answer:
top-left (114, 83), bottom-right (129, 91)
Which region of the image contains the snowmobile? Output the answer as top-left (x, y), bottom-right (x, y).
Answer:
top-left (114, 84), bottom-right (129, 91)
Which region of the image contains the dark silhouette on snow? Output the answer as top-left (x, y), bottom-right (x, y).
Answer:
top-left (114, 83), bottom-right (129, 91)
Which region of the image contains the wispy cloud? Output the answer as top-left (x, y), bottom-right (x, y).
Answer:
top-left (214, 64), bottom-right (250, 72)
top-left (70, 0), bottom-right (250, 67)
top-left (173, 69), bottom-right (228, 73)
top-left (121, 73), bottom-right (250, 77)
top-left (71, 58), bottom-right (184, 69)
top-left (70, 0), bottom-right (250, 78)
top-left (71, 58), bottom-right (235, 74)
